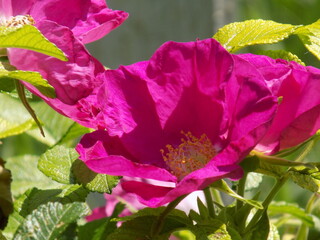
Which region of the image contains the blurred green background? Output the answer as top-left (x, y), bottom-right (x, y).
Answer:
top-left (1, 0), bottom-right (320, 238)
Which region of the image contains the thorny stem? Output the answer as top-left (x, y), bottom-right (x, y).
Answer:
top-left (150, 194), bottom-right (186, 237)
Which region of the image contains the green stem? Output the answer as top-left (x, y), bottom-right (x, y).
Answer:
top-left (204, 187), bottom-right (215, 218)
top-left (150, 194), bottom-right (186, 237)
top-left (296, 193), bottom-right (319, 240)
top-left (236, 172), bottom-right (247, 210)
top-left (244, 174), bottom-right (289, 234)
top-left (211, 187), bottom-right (224, 206)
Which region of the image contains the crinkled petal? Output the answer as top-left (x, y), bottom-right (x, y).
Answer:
top-left (30, 0), bottom-right (128, 43)
top-left (240, 54), bottom-right (320, 153)
top-left (77, 39), bottom-right (277, 206)
top-left (8, 20), bottom-right (105, 128)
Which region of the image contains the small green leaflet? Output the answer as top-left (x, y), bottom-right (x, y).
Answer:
top-left (213, 19), bottom-right (297, 53)
top-left (295, 19), bottom-right (320, 60)
top-left (0, 25), bottom-right (67, 61)
top-left (0, 61), bottom-right (55, 98)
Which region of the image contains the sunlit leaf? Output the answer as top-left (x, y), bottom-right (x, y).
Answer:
top-left (38, 145), bottom-right (79, 184)
top-left (0, 62), bottom-right (55, 98)
top-left (0, 118), bottom-right (36, 139)
top-left (213, 19), bottom-right (297, 52)
top-left (2, 212), bottom-right (23, 240)
top-left (295, 19), bottom-right (320, 60)
top-left (289, 166), bottom-right (320, 193)
top-left (0, 25), bottom-right (67, 61)
top-left (14, 202), bottom-right (89, 240)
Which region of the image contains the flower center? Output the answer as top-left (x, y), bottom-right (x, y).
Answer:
top-left (161, 131), bottom-right (217, 180)
top-left (1, 15), bottom-right (35, 28)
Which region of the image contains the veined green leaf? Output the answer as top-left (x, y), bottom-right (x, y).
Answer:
top-left (14, 202), bottom-right (89, 240)
top-left (0, 69), bottom-right (55, 99)
top-left (14, 185), bottom-right (89, 218)
top-left (38, 146), bottom-right (119, 193)
top-left (213, 19), bottom-right (297, 52)
top-left (38, 145), bottom-right (79, 184)
top-left (0, 25), bottom-right (67, 61)
top-left (295, 19), bottom-right (320, 60)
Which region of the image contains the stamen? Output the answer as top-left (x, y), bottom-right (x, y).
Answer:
top-left (161, 131), bottom-right (217, 180)
top-left (1, 15), bottom-right (35, 28)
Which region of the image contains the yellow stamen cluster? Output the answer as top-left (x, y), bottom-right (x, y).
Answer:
top-left (1, 15), bottom-right (35, 28)
top-left (161, 131), bottom-right (217, 180)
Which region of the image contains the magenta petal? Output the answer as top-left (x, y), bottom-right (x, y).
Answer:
top-left (77, 39), bottom-right (277, 206)
top-left (240, 54), bottom-right (320, 153)
top-left (121, 181), bottom-right (173, 207)
top-left (30, 0), bottom-right (128, 43)
top-left (77, 130), bottom-right (177, 182)
top-left (8, 20), bottom-right (105, 128)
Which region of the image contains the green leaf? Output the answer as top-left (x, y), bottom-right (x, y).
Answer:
top-left (0, 60), bottom-right (55, 98)
top-left (257, 50), bottom-right (305, 65)
top-left (14, 202), bottom-right (89, 240)
top-left (190, 219), bottom-right (240, 240)
top-left (56, 123), bottom-right (93, 145)
top-left (14, 185), bottom-right (89, 218)
top-left (213, 19), bottom-right (297, 52)
top-left (0, 25), bottom-right (67, 61)
top-left (0, 94), bottom-right (36, 139)
top-left (72, 160), bottom-right (120, 194)
top-left (268, 201), bottom-right (314, 227)
top-left (107, 216), bottom-right (161, 240)
top-left (210, 180), bottom-right (263, 209)
top-left (38, 145), bottom-right (79, 184)
top-left (0, 118), bottom-right (36, 139)
top-left (245, 211), bottom-right (270, 240)
top-left (0, 158), bottom-right (13, 230)
top-left (78, 217), bottom-right (117, 240)
top-left (5, 155), bottom-right (60, 196)
top-left (295, 19), bottom-right (320, 61)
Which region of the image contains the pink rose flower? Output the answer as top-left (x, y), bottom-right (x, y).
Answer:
top-left (2, 0), bottom-right (128, 128)
top-left (239, 54), bottom-right (320, 154)
top-left (76, 39), bottom-right (277, 207)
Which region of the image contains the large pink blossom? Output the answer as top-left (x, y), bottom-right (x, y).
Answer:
top-left (239, 54), bottom-right (320, 154)
top-left (3, 0), bottom-right (128, 128)
top-left (76, 38), bottom-right (277, 207)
